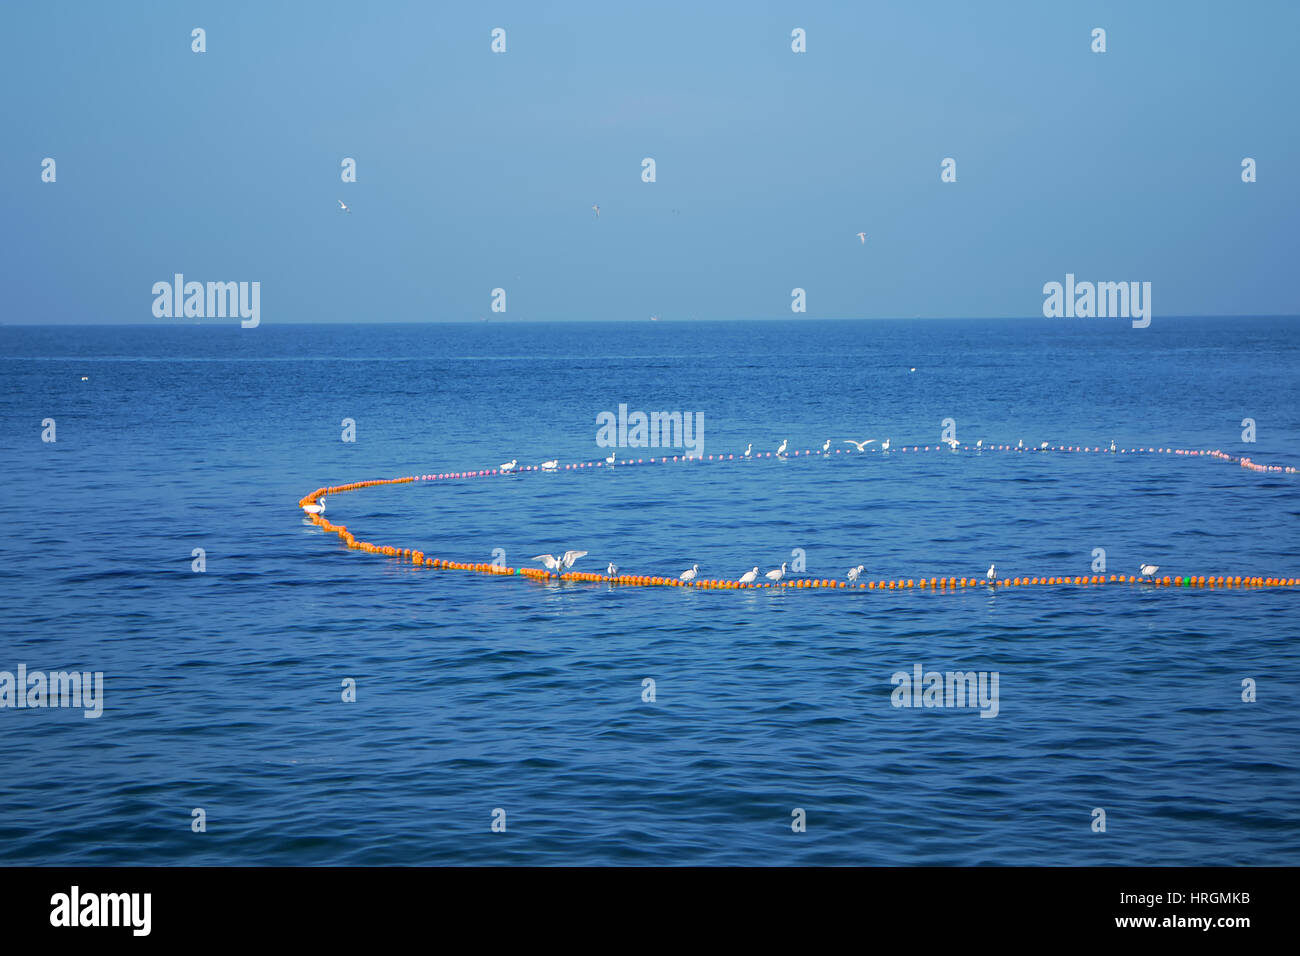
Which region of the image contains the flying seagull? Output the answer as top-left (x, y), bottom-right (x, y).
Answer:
top-left (591, 204), bottom-right (600, 218)
top-left (533, 551), bottom-right (588, 573)
top-left (855, 232), bottom-right (867, 244)
top-left (337, 199), bottom-right (350, 213)
top-left (844, 439), bottom-right (876, 452)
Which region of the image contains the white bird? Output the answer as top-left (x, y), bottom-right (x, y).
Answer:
top-left (976, 439), bottom-right (983, 449)
top-left (822, 439), bottom-right (832, 454)
top-left (856, 232), bottom-right (867, 244)
top-left (80, 376), bottom-right (89, 381)
top-left (881, 439), bottom-right (891, 452)
top-left (739, 567), bottom-right (760, 584)
top-left (766, 562), bottom-right (787, 583)
top-left (1139, 564), bottom-right (1160, 579)
top-left (540, 459), bottom-right (559, 472)
top-left (743, 443), bottom-right (753, 458)
top-left (844, 439), bottom-right (876, 452)
top-left (1040, 442), bottom-right (1049, 450)
top-left (337, 199), bottom-right (350, 213)
top-left (1017, 439), bottom-right (1024, 449)
top-left (592, 204), bottom-right (600, 217)
top-left (680, 564), bottom-right (699, 582)
top-left (500, 459), bottom-right (517, 473)
top-left (533, 550), bottom-right (588, 573)
top-left (847, 565), bottom-right (865, 582)
top-left (776, 439), bottom-right (788, 457)
top-left (943, 438), bottom-right (959, 450)
top-left (1110, 440), bottom-right (1117, 452)
top-left (301, 497), bottom-right (326, 515)
top-left (986, 563), bottom-right (997, 582)
top-left (605, 451), bottom-right (615, 466)
top-left (606, 562), bottom-right (619, 576)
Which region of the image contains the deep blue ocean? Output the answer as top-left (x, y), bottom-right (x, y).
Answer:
top-left (1, 317), bottom-right (1298, 865)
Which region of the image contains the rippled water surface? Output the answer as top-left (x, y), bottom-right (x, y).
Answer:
top-left (1, 318), bottom-right (1297, 864)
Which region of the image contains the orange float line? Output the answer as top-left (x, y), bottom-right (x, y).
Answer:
top-left (298, 474), bottom-right (1297, 594)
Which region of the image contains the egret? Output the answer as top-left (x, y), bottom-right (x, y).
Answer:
top-left (776, 439), bottom-right (788, 457)
top-left (301, 497), bottom-right (326, 515)
top-left (680, 564), bottom-right (699, 582)
top-left (822, 439), bottom-right (832, 454)
top-left (592, 204), bottom-right (600, 218)
top-left (856, 232), bottom-right (867, 244)
top-left (1139, 564), bottom-right (1160, 579)
top-left (540, 459), bottom-right (559, 472)
top-left (533, 551), bottom-right (588, 573)
top-left (881, 439), bottom-right (891, 452)
top-left (986, 563), bottom-right (997, 583)
top-left (743, 443), bottom-right (753, 458)
top-left (605, 451), bottom-right (615, 466)
top-left (766, 562), bottom-right (787, 583)
top-left (847, 565), bottom-right (865, 582)
top-left (739, 567), bottom-right (759, 584)
top-left (500, 459), bottom-right (517, 473)
top-left (606, 562), bottom-right (619, 576)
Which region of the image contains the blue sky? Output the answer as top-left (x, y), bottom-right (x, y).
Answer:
top-left (3, 0), bottom-right (1297, 323)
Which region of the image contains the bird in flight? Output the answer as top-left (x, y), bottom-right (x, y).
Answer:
top-left (338, 199), bottom-right (350, 213)
top-left (533, 551), bottom-right (588, 574)
top-left (592, 204), bottom-right (600, 218)
top-left (856, 232), bottom-right (867, 244)
top-left (844, 439), bottom-right (876, 452)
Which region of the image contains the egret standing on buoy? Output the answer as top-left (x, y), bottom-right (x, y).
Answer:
top-left (500, 459), bottom-right (517, 474)
top-left (881, 439), bottom-right (891, 453)
top-left (540, 459), bottom-right (559, 472)
top-left (680, 564), bottom-right (699, 582)
top-left (986, 563), bottom-right (997, 584)
top-left (1139, 563), bottom-right (1160, 580)
top-left (605, 451), bottom-right (615, 466)
top-left (739, 567), bottom-right (759, 584)
top-left (766, 562), bottom-right (787, 584)
top-left (533, 550), bottom-right (588, 575)
top-left (822, 440), bottom-right (832, 455)
top-left (606, 562), bottom-right (619, 576)
top-left (743, 443), bottom-right (753, 458)
top-left (776, 439), bottom-right (788, 457)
